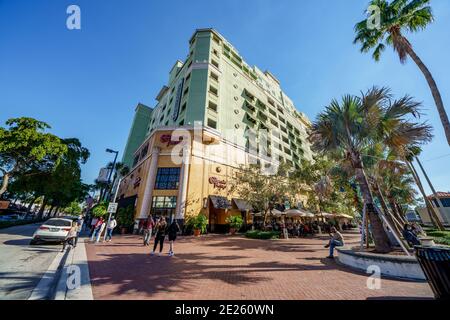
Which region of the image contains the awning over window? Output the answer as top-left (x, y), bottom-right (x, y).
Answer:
top-left (232, 199), bottom-right (253, 211)
top-left (209, 195), bottom-right (232, 209)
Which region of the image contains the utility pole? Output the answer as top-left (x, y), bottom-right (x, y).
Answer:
top-left (104, 149), bottom-right (119, 202)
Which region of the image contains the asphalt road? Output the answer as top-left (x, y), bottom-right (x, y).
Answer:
top-left (0, 223), bottom-right (62, 300)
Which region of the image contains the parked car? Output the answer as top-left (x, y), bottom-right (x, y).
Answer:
top-left (30, 218), bottom-right (73, 245)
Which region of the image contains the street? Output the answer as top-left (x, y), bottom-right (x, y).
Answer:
top-left (0, 223), bottom-right (61, 300)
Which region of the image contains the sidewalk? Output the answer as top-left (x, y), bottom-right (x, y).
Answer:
top-left (29, 236), bottom-right (93, 300)
top-left (85, 232), bottom-right (433, 300)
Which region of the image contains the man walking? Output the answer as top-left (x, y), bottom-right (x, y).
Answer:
top-left (105, 216), bottom-right (117, 242)
top-left (143, 215), bottom-right (155, 246)
top-left (324, 227), bottom-right (345, 258)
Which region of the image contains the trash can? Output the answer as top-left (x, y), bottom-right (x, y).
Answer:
top-left (415, 246), bottom-right (450, 300)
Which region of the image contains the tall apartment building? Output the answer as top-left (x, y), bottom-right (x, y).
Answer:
top-left (117, 28), bottom-right (314, 232)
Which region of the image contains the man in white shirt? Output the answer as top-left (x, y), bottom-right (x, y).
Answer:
top-left (105, 217), bottom-right (118, 242)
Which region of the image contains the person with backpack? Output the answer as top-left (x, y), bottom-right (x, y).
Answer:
top-left (168, 220), bottom-right (180, 257)
top-left (150, 217), bottom-right (167, 256)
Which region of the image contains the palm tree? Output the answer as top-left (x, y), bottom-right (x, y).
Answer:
top-left (354, 0), bottom-right (450, 145)
top-left (310, 87), bottom-right (432, 253)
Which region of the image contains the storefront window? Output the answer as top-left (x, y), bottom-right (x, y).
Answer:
top-left (155, 167), bottom-right (180, 190)
top-left (151, 196), bottom-right (177, 221)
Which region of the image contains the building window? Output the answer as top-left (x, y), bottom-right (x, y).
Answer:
top-left (213, 35), bottom-right (221, 45)
top-left (155, 167), bottom-right (181, 190)
top-left (179, 119), bottom-right (185, 126)
top-left (209, 85), bottom-right (218, 96)
top-left (210, 71), bottom-right (219, 82)
top-left (208, 101), bottom-right (218, 112)
top-left (181, 103), bottom-right (187, 113)
top-left (185, 73), bottom-right (191, 82)
top-left (151, 196), bottom-right (177, 220)
top-left (211, 59), bottom-right (219, 69)
top-left (207, 118), bottom-right (217, 129)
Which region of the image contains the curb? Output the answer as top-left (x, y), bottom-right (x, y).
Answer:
top-left (28, 249), bottom-right (69, 300)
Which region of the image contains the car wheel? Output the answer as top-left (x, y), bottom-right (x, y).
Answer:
top-left (29, 239), bottom-right (38, 245)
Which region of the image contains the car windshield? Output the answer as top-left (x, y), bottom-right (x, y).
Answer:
top-left (44, 219), bottom-right (72, 227)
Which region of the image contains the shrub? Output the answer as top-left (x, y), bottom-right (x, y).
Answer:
top-left (116, 205), bottom-right (135, 228)
top-left (226, 215), bottom-right (244, 230)
top-left (245, 230), bottom-right (280, 240)
top-left (187, 214), bottom-right (208, 234)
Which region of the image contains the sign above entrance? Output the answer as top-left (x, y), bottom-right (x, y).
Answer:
top-left (160, 134), bottom-right (184, 147)
top-left (209, 177), bottom-right (227, 190)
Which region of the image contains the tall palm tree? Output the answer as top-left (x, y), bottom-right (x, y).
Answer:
top-left (310, 87), bottom-right (432, 253)
top-left (354, 0), bottom-right (450, 145)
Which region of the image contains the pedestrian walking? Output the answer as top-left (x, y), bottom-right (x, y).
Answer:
top-left (90, 217), bottom-right (104, 242)
top-left (62, 221), bottom-right (78, 252)
top-left (89, 216), bottom-right (98, 237)
top-left (150, 217), bottom-right (167, 256)
top-left (168, 220), bottom-right (180, 257)
top-left (105, 216), bottom-right (117, 242)
top-left (74, 216), bottom-right (83, 247)
top-left (324, 227), bottom-right (345, 258)
top-left (143, 215), bottom-right (155, 246)
top-left (96, 217), bottom-right (106, 243)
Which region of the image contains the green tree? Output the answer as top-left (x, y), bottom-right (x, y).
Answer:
top-left (64, 201), bottom-right (82, 216)
top-left (310, 87), bottom-right (432, 253)
top-left (229, 163), bottom-right (291, 224)
top-left (354, 0), bottom-right (450, 145)
top-left (0, 118), bottom-right (67, 196)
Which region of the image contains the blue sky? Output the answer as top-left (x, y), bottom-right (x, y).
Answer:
top-left (1, 0), bottom-right (449, 195)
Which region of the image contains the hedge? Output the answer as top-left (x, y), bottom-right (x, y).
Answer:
top-left (245, 230), bottom-right (281, 240)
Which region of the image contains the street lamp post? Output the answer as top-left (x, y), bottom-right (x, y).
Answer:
top-left (104, 148), bottom-right (119, 202)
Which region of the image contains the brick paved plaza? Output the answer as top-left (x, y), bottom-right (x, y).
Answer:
top-left (85, 231), bottom-right (433, 300)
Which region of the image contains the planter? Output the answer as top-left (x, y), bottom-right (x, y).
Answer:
top-left (120, 227), bottom-right (128, 235)
top-left (229, 228), bottom-right (236, 235)
top-left (336, 247), bottom-right (426, 281)
top-left (193, 229), bottom-right (201, 237)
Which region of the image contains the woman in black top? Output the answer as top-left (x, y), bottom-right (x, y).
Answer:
top-left (168, 220), bottom-right (180, 257)
top-left (151, 217), bottom-right (167, 256)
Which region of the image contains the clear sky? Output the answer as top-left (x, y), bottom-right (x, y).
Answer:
top-left (1, 0), bottom-right (449, 195)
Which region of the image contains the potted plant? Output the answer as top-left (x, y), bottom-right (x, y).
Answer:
top-left (116, 205), bottom-right (135, 234)
top-left (192, 214), bottom-right (208, 237)
top-left (226, 215), bottom-right (244, 235)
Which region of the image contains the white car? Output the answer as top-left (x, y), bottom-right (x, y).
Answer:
top-left (30, 218), bottom-right (73, 245)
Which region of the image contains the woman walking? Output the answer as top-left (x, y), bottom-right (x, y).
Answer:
top-left (168, 220), bottom-right (180, 257)
top-left (151, 217), bottom-right (167, 256)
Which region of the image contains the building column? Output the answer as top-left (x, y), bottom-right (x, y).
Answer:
top-left (175, 148), bottom-right (191, 221)
top-left (139, 147), bottom-right (160, 219)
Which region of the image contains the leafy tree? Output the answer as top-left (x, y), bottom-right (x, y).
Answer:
top-left (92, 201), bottom-right (108, 218)
top-left (310, 87), bottom-right (432, 253)
top-left (229, 163), bottom-right (291, 224)
top-left (64, 201), bottom-right (82, 216)
top-left (354, 0), bottom-right (450, 145)
top-left (0, 118), bottom-right (67, 196)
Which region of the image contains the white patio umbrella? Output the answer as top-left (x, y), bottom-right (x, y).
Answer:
top-left (334, 213), bottom-right (354, 219)
top-left (285, 208), bottom-right (314, 218)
